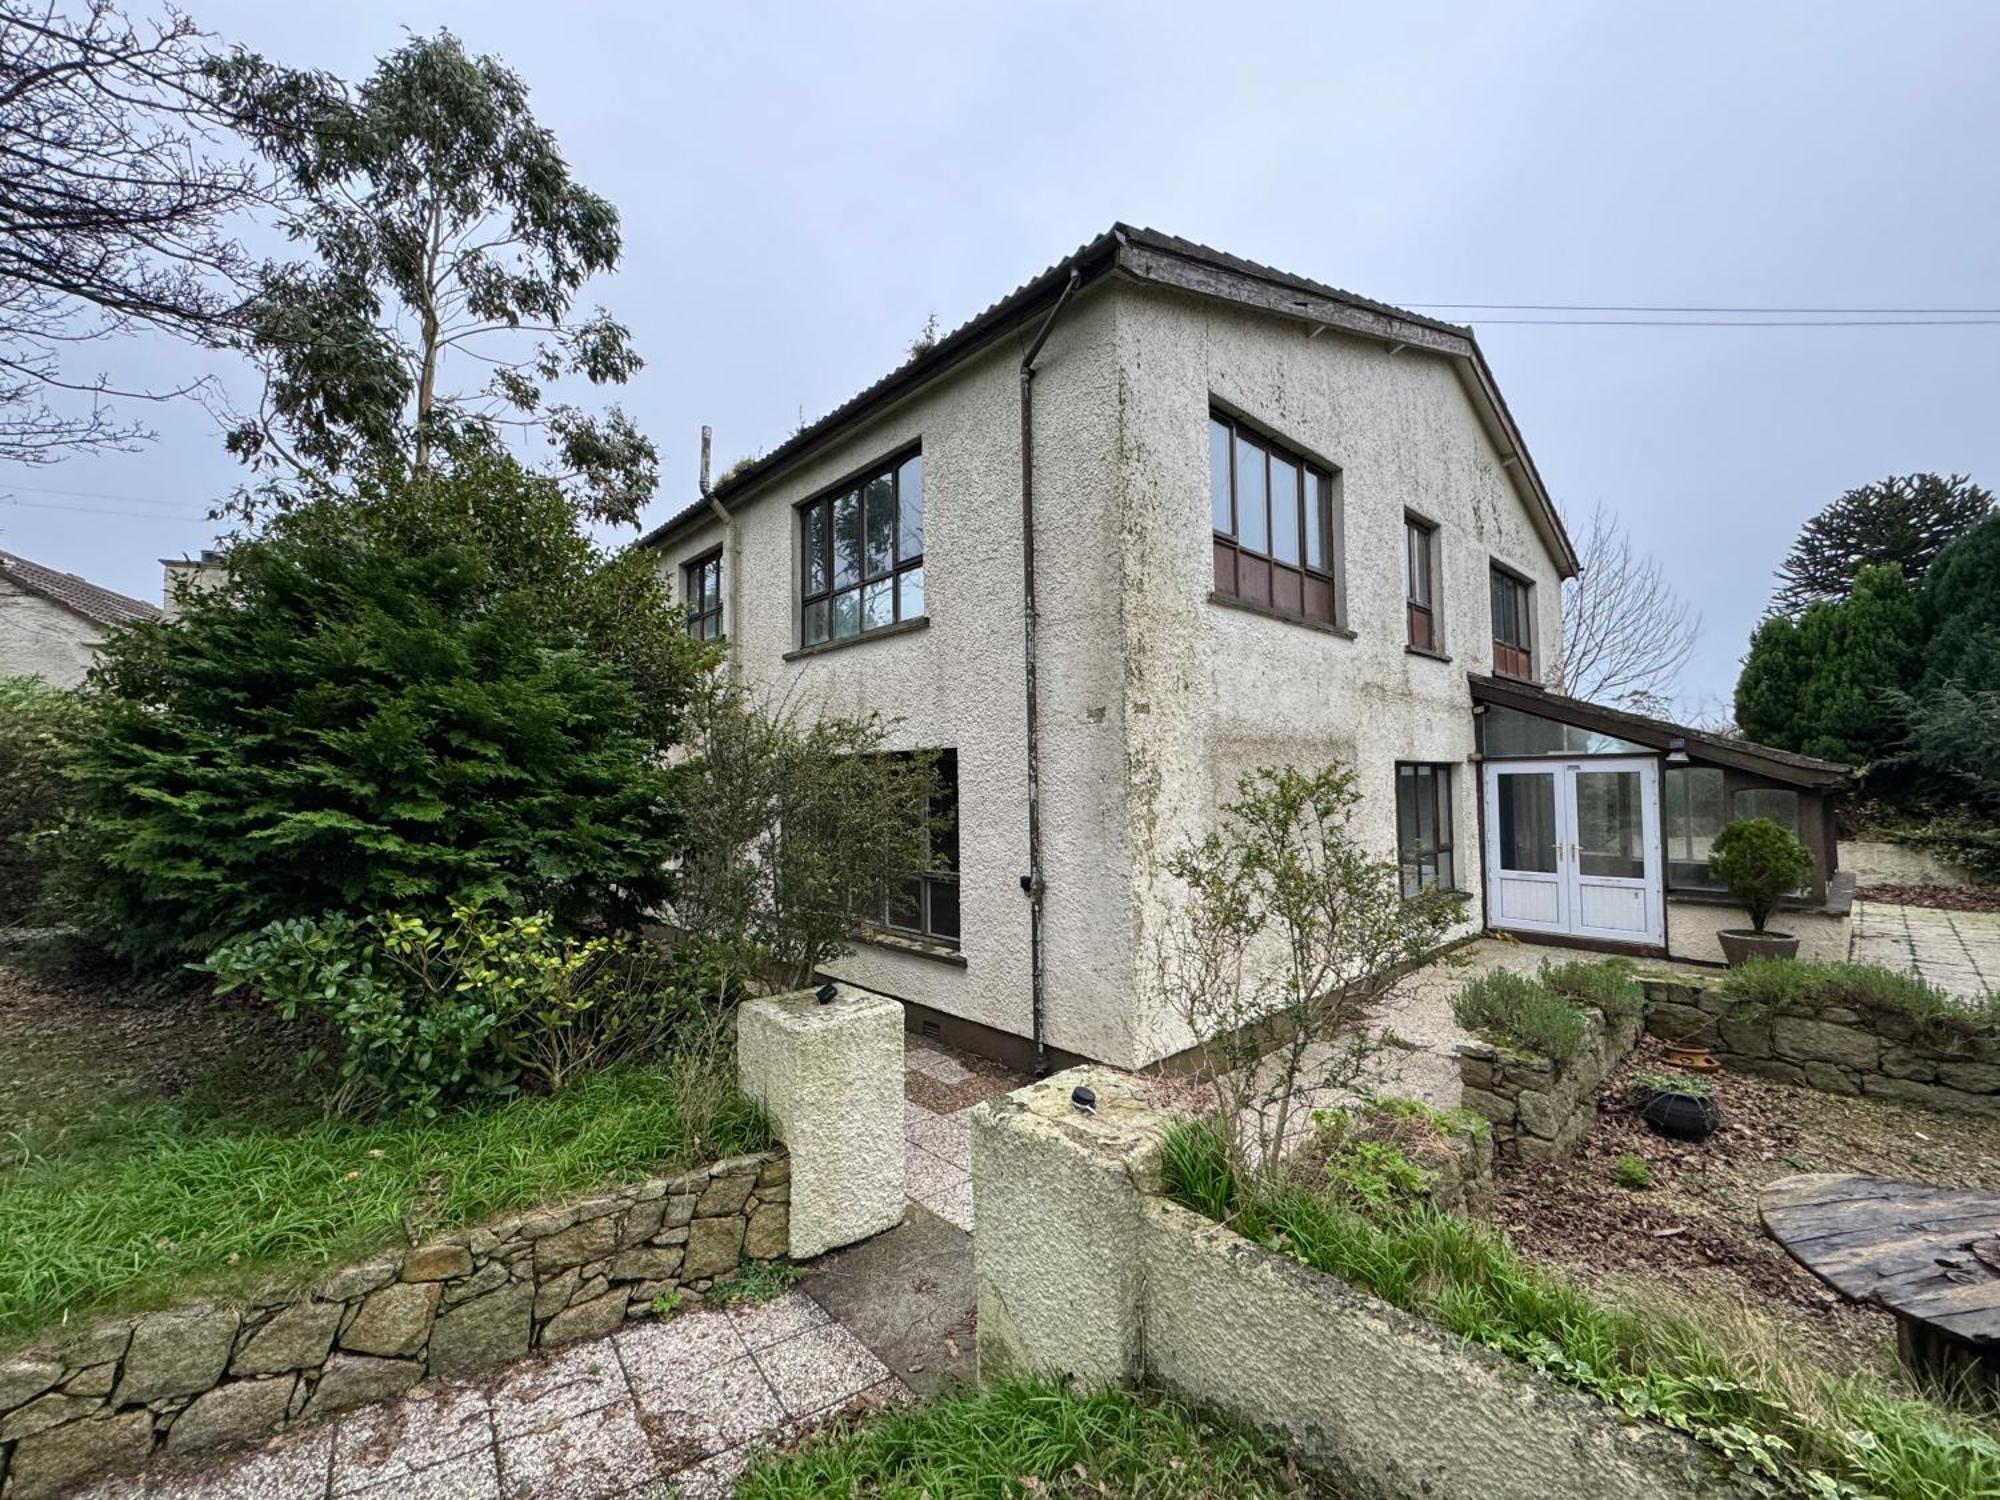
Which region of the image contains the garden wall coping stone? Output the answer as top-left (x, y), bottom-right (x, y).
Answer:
top-left (972, 1067), bottom-right (1752, 1500)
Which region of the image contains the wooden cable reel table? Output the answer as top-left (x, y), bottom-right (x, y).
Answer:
top-left (1760, 1172), bottom-right (2000, 1397)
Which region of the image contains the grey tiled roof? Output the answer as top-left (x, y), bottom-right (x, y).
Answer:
top-left (0, 548), bottom-right (161, 628)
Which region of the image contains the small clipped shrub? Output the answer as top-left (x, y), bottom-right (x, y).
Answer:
top-left (1709, 817), bottom-right (1813, 932)
top-left (1612, 1153), bottom-right (1651, 1189)
top-left (1451, 970), bottom-right (1589, 1061)
top-left (203, 904), bottom-right (706, 1117)
top-left (1723, 956), bottom-right (2000, 1034)
top-left (1540, 958), bottom-right (1644, 1019)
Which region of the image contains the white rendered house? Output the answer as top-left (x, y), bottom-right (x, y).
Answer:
top-left (641, 226), bottom-right (1845, 1073)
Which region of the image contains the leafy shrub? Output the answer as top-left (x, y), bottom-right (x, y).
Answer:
top-left (57, 455), bottom-right (708, 968)
top-left (1612, 1153), bottom-right (1651, 1189)
top-left (0, 677), bottom-right (85, 923)
top-left (204, 904), bottom-right (705, 1116)
top-left (1708, 817), bottom-right (1813, 932)
top-left (1722, 957), bottom-right (2000, 1034)
top-left (1451, 970), bottom-right (1588, 1061)
top-left (1539, 958), bottom-right (1644, 1018)
top-left (1364, 1094), bottom-right (1490, 1140)
top-left (1323, 1139), bottom-right (1434, 1214)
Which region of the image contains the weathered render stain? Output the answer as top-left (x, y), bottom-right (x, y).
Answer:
top-left (655, 276), bottom-right (1568, 1069)
top-left (0, 581), bottom-right (102, 687)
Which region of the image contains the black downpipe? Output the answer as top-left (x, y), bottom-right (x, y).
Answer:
top-left (1019, 269), bottom-right (1081, 1079)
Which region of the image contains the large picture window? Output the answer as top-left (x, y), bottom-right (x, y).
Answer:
top-left (1664, 766), bottom-right (1727, 891)
top-left (682, 549), bottom-right (723, 641)
top-left (1395, 763), bottom-right (1455, 897)
top-left (879, 749), bottom-right (959, 946)
top-left (1489, 564), bottom-right (1535, 680)
top-left (1209, 412), bottom-right (1338, 626)
top-left (800, 450), bottom-right (924, 647)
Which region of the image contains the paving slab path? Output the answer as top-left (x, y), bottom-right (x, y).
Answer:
top-left (1849, 900), bottom-right (2000, 1001)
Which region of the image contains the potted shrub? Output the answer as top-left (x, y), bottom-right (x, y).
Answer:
top-left (1708, 816), bottom-right (1813, 966)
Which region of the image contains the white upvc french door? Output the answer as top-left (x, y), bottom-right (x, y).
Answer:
top-left (1482, 757), bottom-right (1663, 947)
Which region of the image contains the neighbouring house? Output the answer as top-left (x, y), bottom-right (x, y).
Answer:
top-left (640, 225), bottom-right (1848, 1072)
top-left (0, 547), bottom-right (161, 688)
top-left (160, 548), bottom-right (231, 620)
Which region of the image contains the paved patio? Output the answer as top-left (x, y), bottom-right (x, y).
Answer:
top-left (1849, 899), bottom-right (2000, 1001)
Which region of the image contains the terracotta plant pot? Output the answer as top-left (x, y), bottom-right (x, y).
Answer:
top-left (1717, 928), bottom-right (1800, 966)
top-left (1642, 1090), bottom-right (1722, 1141)
top-left (1663, 1043), bottom-right (1722, 1075)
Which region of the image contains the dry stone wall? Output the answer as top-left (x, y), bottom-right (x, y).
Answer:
top-left (1642, 975), bottom-right (2000, 1115)
top-left (0, 1151), bottom-right (788, 1500)
top-left (1455, 1005), bottom-right (1645, 1164)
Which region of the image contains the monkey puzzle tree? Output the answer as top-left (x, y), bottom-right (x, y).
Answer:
top-left (1772, 472), bottom-right (1991, 615)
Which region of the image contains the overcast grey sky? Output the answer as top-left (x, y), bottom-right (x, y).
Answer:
top-left (7, 0), bottom-right (1997, 716)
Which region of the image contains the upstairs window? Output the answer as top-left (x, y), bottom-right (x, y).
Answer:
top-left (800, 450), bottom-right (925, 647)
top-left (1395, 763), bottom-right (1455, 896)
top-left (1406, 516), bottom-right (1439, 652)
top-left (1209, 412), bottom-right (1338, 627)
top-left (1490, 564), bottom-right (1535, 680)
top-left (683, 549), bottom-right (723, 641)
top-left (880, 749), bottom-right (959, 947)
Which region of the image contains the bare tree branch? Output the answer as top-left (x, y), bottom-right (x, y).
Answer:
top-left (1547, 502), bottom-right (1701, 714)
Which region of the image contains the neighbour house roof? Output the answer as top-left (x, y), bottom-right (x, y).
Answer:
top-left (1467, 672), bottom-right (1851, 789)
top-left (639, 224), bottom-right (1580, 577)
top-left (0, 548), bottom-right (161, 629)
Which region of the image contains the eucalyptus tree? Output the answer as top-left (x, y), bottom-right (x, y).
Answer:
top-left (211, 30), bottom-right (654, 521)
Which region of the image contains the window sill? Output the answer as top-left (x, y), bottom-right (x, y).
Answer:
top-left (1490, 667), bottom-right (1543, 688)
top-left (1206, 591), bottom-right (1355, 640)
top-left (852, 925), bottom-right (967, 967)
top-left (1405, 643), bottom-right (1452, 664)
top-left (784, 614), bottom-right (930, 661)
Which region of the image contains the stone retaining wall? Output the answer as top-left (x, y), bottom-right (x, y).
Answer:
top-left (1643, 975), bottom-right (2000, 1116)
top-left (0, 1151), bottom-right (788, 1500)
top-left (1455, 1004), bottom-right (1645, 1164)
top-left (973, 1071), bottom-right (1752, 1500)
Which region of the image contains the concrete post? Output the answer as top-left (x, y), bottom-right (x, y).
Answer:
top-left (970, 1066), bottom-right (1169, 1386)
top-left (737, 983), bottom-right (905, 1260)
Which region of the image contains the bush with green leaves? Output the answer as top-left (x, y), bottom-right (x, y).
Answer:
top-left (1707, 817), bottom-right (1813, 932)
top-left (0, 676), bottom-right (85, 923)
top-left (1722, 957), bottom-right (2000, 1035)
top-left (1451, 970), bottom-right (1588, 1061)
top-left (203, 904), bottom-right (705, 1116)
top-left (56, 454), bottom-right (707, 967)
top-left (1612, 1153), bottom-right (1651, 1190)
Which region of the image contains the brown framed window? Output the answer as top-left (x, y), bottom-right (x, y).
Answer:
top-left (1489, 564), bottom-right (1535, 680)
top-left (1208, 412), bottom-right (1337, 626)
top-left (799, 449), bottom-right (924, 647)
top-left (881, 749), bottom-right (959, 946)
top-left (1395, 763), bottom-right (1454, 896)
top-left (683, 549), bottom-right (723, 641)
top-left (1406, 516), bottom-right (1439, 651)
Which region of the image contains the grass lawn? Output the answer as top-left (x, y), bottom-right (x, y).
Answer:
top-left (0, 953), bottom-right (767, 1348)
top-left (738, 1379), bottom-right (1335, 1499)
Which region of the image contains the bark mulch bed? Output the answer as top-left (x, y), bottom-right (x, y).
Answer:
top-left (1858, 881), bottom-right (2000, 914)
top-left (1494, 1037), bottom-right (2000, 1373)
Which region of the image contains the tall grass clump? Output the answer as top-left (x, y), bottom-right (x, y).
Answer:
top-left (0, 1064), bottom-right (771, 1344)
top-left (737, 1378), bottom-right (1318, 1500)
top-left (1159, 1119), bottom-right (2000, 1500)
top-left (1724, 957), bottom-right (2000, 1034)
top-left (1450, 970), bottom-right (1589, 1061)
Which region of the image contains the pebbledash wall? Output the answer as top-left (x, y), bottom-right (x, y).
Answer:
top-left (972, 1070), bottom-right (1752, 1500)
top-left (0, 1153), bottom-right (788, 1500)
top-left (652, 273), bottom-right (1570, 1074)
top-left (1641, 974), bottom-right (2000, 1115)
top-left (1456, 1002), bottom-right (1646, 1163)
